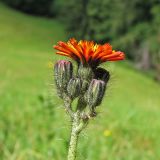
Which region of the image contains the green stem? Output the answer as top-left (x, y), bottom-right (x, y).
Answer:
top-left (63, 93), bottom-right (74, 118)
top-left (67, 112), bottom-right (88, 160)
top-left (67, 120), bottom-right (79, 160)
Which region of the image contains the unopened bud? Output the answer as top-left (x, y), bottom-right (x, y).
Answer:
top-left (54, 60), bottom-right (73, 92)
top-left (81, 80), bottom-right (89, 93)
top-left (67, 78), bottom-right (81, 99)
top-left (86, 79), bottom-right (106, 108)
top-left (94, 67), bottom-right (110, 83)
top-left (78, 65), bottom-right (93, 80)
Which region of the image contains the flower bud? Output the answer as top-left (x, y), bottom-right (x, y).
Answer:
top-left (86, 79), bottom-right (106, 108)
top-left (94, 67), bottom-right (110, 83)
top-left (78, 65), bottom-right (93, 80)
top-left (54, 60), bottom-right (73, 92)
top-left (81, 80), bottom-right (89, 93)
top-left (67, 78), bottom-right (81, 99)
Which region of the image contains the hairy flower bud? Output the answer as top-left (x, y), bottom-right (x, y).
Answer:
top-left (54, 60), bottom-right (73, 92)
top-left (94, 67), bottom-right (110, 83)
top-left (78, 65), bottom-right (93, 80)
top-left (67, 78), bottom-right (81, 99)
top-left (86, 79), bottom-right (106, 108)
top-left (81, 80), bottom-right (89, 93)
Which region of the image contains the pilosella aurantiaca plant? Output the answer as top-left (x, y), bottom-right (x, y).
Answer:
top-left (53, 38), bottom-right (125, 160)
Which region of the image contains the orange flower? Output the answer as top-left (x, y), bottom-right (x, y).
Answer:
top-left (54, 38), bottom-right (125, 67)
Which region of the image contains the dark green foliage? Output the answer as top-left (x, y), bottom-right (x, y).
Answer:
top-left (58, 0), bottom-right (159, 42)
top-left (3, 0), bottom-right (55, 16)
top-left (54, 0), bottom-right (90, 38)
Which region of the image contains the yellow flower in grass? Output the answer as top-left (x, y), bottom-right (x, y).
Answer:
top-left (47, 61), bottom-right (53, 68)
top-left (103, 129), bottom-right (112, 137)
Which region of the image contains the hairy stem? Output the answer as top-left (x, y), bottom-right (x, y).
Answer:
top-left (67, 120), bottom-right (79, 160)
top-left (67, 112), bottom-right (88, 160)
top-left (63, 94), bottom-right (74, 118)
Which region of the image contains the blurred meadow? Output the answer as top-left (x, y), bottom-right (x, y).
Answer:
top-left (0, 1), bottom-right (160, 160)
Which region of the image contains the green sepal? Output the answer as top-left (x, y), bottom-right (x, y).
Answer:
top-left (67, 78), bottom-right (82, 99)
top-left (78, 65), bottom-right (93, 80)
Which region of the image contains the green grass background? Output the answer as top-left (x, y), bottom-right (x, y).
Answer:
top-left (0, 3), bottom-right (160, 160)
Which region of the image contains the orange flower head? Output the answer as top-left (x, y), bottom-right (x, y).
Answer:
top-left (54, 38), bottom-right (125, 68)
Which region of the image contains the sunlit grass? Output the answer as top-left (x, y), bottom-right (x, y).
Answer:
top-left (0, 3), bottom-right (160, 160)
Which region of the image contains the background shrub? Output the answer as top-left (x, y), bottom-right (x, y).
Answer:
top-left (3, 0), bottom-right (55, 16)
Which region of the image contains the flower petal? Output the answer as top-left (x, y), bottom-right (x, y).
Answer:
top-left (53, 38), bottom-right (125, 66)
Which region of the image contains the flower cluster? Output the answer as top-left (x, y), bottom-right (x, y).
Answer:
top-left (54, 38), bottom-right (124, 68)
top-left (53, 38), bottom-right (125, 118)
